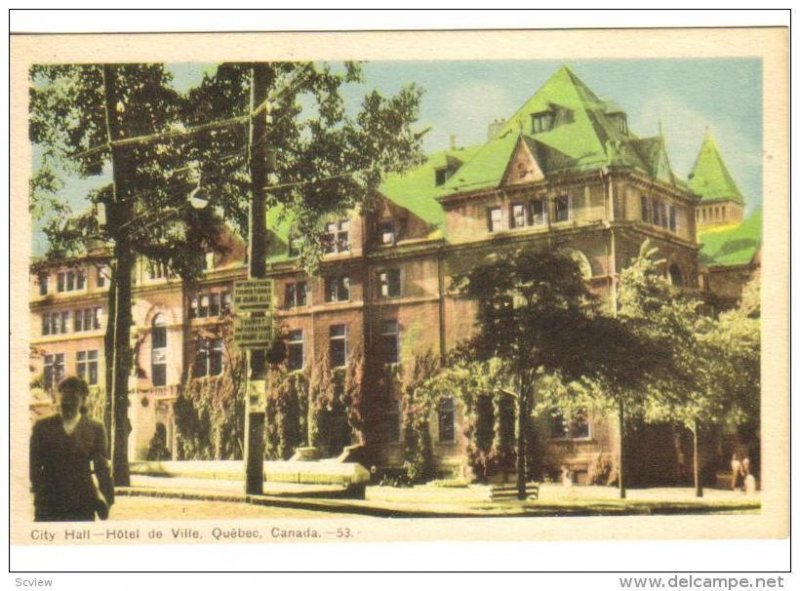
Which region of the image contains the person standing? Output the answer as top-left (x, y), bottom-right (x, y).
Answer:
top-left (30, 376), bottom-right (114, 521)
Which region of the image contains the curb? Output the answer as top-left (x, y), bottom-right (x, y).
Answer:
top-left (115, 487), bottom-right (761, 519)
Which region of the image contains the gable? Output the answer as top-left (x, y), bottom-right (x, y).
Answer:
top-left (502, 136), bottom-right (545, 186)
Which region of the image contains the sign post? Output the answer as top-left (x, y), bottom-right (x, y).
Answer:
top-left (233, 277), bottom-right (274, 494)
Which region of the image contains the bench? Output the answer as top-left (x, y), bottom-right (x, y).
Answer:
top-left (490, 482), bottom-right (540, 502)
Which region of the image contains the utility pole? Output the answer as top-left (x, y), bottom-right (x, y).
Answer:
top-left (244, 63), bottom-right (274, 495)
top-left (102, 64), bottom-right (134, 487)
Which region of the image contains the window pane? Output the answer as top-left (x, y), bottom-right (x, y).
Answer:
top-left (438, 397), bottom-right (455, 442)
top-left (329, 324), bottom-right (346, 368)
top-left (287, 330), bottom-right (304, 371)
top-left (38, 274), bottom-right (48, 296)
top-left (285, 283), bottom-right (296, 307)
top-left (152, 364), bottom-right (167, 387)
top-left (297, 282), bottom-right (307, 307)
top-left (210, 339), bottom-right (223, 376)
top-left (209, 293), bottom-right (220, 317)
top-left (556, 195), bottom-right (570, 222)
top-left (511, 204), bottom-right (527, 229)
top-left (152, 326), bottom-right (167, 349)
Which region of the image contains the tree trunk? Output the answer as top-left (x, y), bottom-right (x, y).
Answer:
top-left (102, 64), bottom-right (134, 487)
top-left (692, 424), bottom-right (703, 498)
top-left (618, 398), bottom-right (626, 499)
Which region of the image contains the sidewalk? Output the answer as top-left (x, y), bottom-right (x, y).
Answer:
top-left (119, 475), bottom-right (761, 518)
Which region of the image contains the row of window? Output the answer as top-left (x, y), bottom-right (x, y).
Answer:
top-left (38, 269), bottom-right (96, 296)
top-left (284, 270), bottom-right (402, 309)
top-left (641, 195), bottom-right (678, 232)
top-left (189, 291), bottom-right (232, 319)
top-left (487, 196), bottom-right (571, 233)
top-left (696, 205), bottom-right (727, 223)
top-left (41, 307), bottom-right (102, 336)
top-left (284, 320), bottom-right (400, 372)
top-left (42, 350), bottom-right (98, 389)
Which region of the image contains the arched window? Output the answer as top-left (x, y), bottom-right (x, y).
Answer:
top-left (668, 264), bottom-right (684, 287)
top-left (151, 314), bottom-right (167, 386)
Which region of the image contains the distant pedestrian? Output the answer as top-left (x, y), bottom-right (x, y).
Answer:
top-left (30, 377), bottom-right (114, 521)
top-left (730, 453), bottom-right (742, 491)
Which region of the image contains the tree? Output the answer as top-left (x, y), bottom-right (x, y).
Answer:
top-left (30, 64), bottom-right (224, 485)
top-left (454, 246), bottom-right (660, 499)
top-left (30, 62), bottom-right (425, 482)
top-left (616, 244), bottom-right (760, 497)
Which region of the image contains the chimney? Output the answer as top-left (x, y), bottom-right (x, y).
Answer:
top-left (487, 119), bottom-right (506, 141)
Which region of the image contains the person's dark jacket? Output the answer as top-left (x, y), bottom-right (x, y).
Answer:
top-left (30, 414), bottom-right (114, 521)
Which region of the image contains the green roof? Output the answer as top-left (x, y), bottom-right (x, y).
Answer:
top-left (699, 208), bottom-right (761, 267)
top-left (379, 145), bottom-right (481, 228)
top-left (688, 130), bottom-right (745, 205)
top-left (440, 65), bottom-right (680, 196)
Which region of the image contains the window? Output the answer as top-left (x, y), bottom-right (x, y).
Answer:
top-left (378, 269), bottom-right (401, 298)
top-left (285, 281), bottom-right (308, 308)
top-left (288, 234), bottom-right (303, 258)
top-left (531, 199), bottom-right (547, 225)
top-left (669, 205), bottom-right (677, 232)
top-left (510, 203), bottom-right (529, 229)
top-left (43, 353), bottom-right (65, 390)
top-left (287, 330), bottom-right (304, 371)
top-left (190, 291), bottom-right (228, 319)
top-left (96, 266), bottom-right (108, 288)
top-left (148, 260), bottom-right (169, 280)
top-left (487, 207), bottom-right (504, 232)
top-left (555, 195), bottom-right (571, 222)
top-left (640, 194), bottom-right (652, 224)
top-left (531, 111), bottom-right (554, 133)
top-left (209, 339), bottom-right (223, 376)
top-left (74, 307), bottom-right (102, 332)
top-left (386, 399), bottom-right (401, 443)
top-left (434, 167), bottom-right (448, 187)
top-left (58, 311), bottom-right (67, 333)
top-left (379, 220), bottom-right (396, 245)
top-left (323, 219), bottom-right (350, 254)
top-left (329, 324), bottom-right (347, 368)
top-left (38, 273), bottom-right (48, 296)
top-left (438, 397), bottom-right (456, 443)
top-left (381, 319), bottom-right (400, 364)
top-left (199, 295), bottom-right (209, 318)
top-left (325, 276), bottom-right (350, 303)
top-left (151, 314), bottom-right (167, 386)
top-left (42, 312), bottom-right (66, 336)
top-left (56, 270), bottom-right (84, 293)
top-left (76, 350), bottom-right (98, 386)
top-left (550, 409), bottom-right (590, 439)
top-left (209, 293), bottom-right (220, 317)
top-left (193, 338), bottom-right (223, 378)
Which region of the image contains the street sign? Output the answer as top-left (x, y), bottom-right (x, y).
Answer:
top-left (234, 315), bottom-right (273, 348)
top-left (233, 279), bottom-right (273, 310)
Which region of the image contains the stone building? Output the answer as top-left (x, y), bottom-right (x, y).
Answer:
top-left (28, 65), bottom-right (759, 484)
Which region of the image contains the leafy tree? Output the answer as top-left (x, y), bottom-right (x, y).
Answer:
top-left (617, 244), bottom-right (760, 497)
top-left (454, 246), bottom-right (660, 499)
top-left (30, 64), bottom-right (223, 484)
top-left (30, 62), bottom-right (425, 482)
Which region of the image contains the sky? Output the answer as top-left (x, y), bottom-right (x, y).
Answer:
top-left (32, 59), bottom-right (762, 255)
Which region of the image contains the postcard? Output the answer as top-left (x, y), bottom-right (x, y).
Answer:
top-left (9, 25), bottom-right (789, 565)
